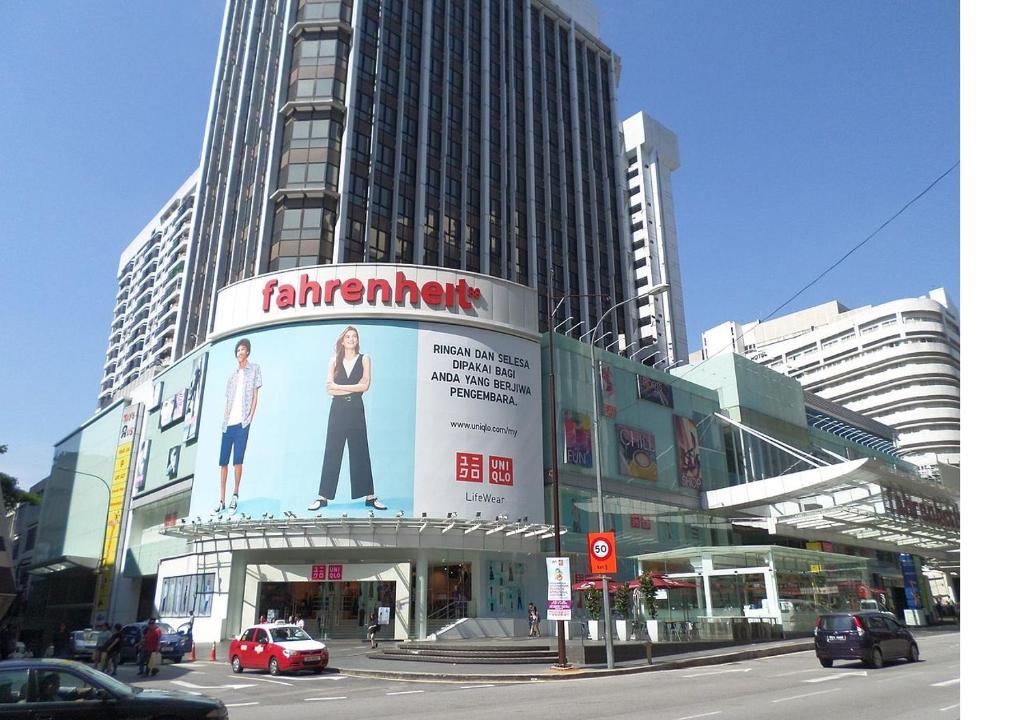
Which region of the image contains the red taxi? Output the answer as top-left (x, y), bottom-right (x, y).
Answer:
top-left (229, 624), bottom-right (329, 675)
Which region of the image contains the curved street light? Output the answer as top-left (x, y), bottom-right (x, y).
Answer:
top-left (588, 283), bottom-right (670, 669)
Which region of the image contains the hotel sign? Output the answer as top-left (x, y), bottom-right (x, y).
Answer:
top-left (882, 487), bottom-right (959, 530)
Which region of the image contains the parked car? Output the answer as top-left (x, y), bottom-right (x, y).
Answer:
top-left (814, 611), bottom-right (920, 668)
top-left (118, 621), bottom-right (194, 665)
top-left (229, 623), bottom-right (328, 676)
top-left (69, 629), bottom-right (100, 661)
top-left (0, 657), bottom-right (227, 718)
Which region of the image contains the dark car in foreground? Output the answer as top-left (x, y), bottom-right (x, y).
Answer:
top-left (119, 621), bottom-right (194, 665)
top-left (0, 658), bottom-right (227, 718)
top-left (814, 611), bottom-right (920, 668)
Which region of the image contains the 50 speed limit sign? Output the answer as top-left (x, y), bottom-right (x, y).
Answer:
top-left (588, 532), bottom-right (617, 574)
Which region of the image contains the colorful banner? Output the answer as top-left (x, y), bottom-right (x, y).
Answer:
top-left (674, 415), bottom-right (703, 489)
top-left (546, 557), bottom-right (572, 621)
top-left (899, 553), bottom-right (922, 609)
top-left (183, 353), bottom-right (208, 443)
top-left (599, 362), bottom-right (617, 418)
top-left (616, 424), bottom-right (657, 480)
top-left (637, 374), bottom-right (673, 407)
top-left (562, 410), bottom-right (593, 467)
top-left (94, 403), bottom-right (142, 620)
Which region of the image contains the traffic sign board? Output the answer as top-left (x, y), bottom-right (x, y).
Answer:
top-left (588, 532), bottom-right (617, 574)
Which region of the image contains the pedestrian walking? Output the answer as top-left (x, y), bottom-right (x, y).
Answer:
top-left (366, 608), bottom-right (381, 649)
top-left (102, 624), bottom-right (124, 676)
top-left (137, 618), bottom-right (162, 677)
top-left (527, 602), bottom-right (540, 637)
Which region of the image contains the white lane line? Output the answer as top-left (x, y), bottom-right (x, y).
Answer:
top-left (805, 671), bottom-right (867, 683)
top-left (387, 690), bottom-right (425, 695)
top-left (304, 696), bottom-right (348, 702)
top-left (225, 702), bottom-right (260, 707)
top-left (769, 668), bottom-right (821, 678)
top-left (772, 688), bottom-right (842, 703)
top-left (245, 676), bottom-right (294, 686)
top-left (931, 678), bottom-right (960, 687)
top-left (290, 674), bottom-right (349, 681)
top-left (940, 703), bottom-right (960, 712)
top-left (461, 684), bottom-right (495, 689)
top-left (674, 712), bottom-right (723, 720)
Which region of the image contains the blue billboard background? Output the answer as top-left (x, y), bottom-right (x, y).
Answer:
top-left (191, 320), bottom-right (417, 519)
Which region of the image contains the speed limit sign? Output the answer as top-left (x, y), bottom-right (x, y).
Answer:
top-left (588, 532), bottom-right (617, 574)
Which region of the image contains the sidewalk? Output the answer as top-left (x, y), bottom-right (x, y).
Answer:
top-left (200, 624), bottom-right (957, 683)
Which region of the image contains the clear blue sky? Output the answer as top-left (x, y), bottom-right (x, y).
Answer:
top-left (0, 0), bottom-right (958, 488)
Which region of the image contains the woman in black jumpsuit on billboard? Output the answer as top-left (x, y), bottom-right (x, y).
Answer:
top-left (308, 326), bottom-right (387, 512)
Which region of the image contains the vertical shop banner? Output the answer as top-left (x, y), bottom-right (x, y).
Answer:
top-left (616, 424), bottom-right (658, 480)
top-left (133, 439), bottom-right (150, 492)
top-left (600, 362), bottom-right (617, 418)
top-left (93, 403), bottom-right (143, 621)
top-left (898, 553), bottom-right (922, 609)
top-left (562, 410), bottom-right (593, 467)
top-left (182, 352), bottom-right (208, 442)
top-left (546, 557), bottom-right (572, 621)
top-left (674, 415), bottom-right (703, 489)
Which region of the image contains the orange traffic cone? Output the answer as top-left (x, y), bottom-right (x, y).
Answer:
top-left (189, 643), bottom-right (197, 662)
top-left (208, 643), bottom-right (217, 662)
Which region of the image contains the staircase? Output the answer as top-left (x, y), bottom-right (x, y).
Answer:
top-left (375, 640), bottom-right (558, 665)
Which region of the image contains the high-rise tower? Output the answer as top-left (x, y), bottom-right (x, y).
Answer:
top-left (177, 0), bottom-right (642, 358)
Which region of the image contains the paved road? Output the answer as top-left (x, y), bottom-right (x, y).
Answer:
top-left (132, 631), bottom-right (959, 719)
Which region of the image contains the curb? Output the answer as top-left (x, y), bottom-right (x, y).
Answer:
top-left (333, 640), bottom-right (814, 682)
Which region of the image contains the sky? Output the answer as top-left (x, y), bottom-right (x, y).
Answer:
top-left (0, 0), bottom-right (959, 488)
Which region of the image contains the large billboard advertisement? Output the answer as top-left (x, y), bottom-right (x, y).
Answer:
top-left (190, 319), bottom-right (543, 521)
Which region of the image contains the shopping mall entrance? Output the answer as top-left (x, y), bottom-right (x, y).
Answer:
top-left (256, 580), bottom-right (397, 640)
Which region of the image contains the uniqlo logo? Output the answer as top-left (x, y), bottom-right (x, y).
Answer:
top-left (328, 564), bottom-right (343, 581)
top-left (456, 452), bottom-right (484, 482)
top-left (489, 455), bottom-right (514, 486)
top-left (311, 564), bottom-right (326, 581)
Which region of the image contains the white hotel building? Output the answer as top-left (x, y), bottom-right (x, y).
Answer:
top-left (690, 288), bottom-right (960, 469)
top-left (97, 171), bottom-right (200, 409)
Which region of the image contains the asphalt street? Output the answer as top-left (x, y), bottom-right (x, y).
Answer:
top-left (130, 630), bottom-right (960, 719)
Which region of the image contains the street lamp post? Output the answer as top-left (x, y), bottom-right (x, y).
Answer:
top-left (587, 283), bottom-right (670, 670)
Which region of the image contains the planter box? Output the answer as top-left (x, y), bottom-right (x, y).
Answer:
top-left (587, 620), bottom-right (603, 640)
top-left (647, 620), bottom-right (660, 643)
top-left (615, 620), bottom-right (631, 642)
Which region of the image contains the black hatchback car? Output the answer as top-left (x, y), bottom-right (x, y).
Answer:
top-left (0, 658), bottom-right (227, 718)
top-left (814, 611), bottom-right (920, 668)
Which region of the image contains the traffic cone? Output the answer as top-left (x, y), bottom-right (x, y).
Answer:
top-left (208, 643), bottom-right (217, 662)
top-left (189, 643), bottom-right (196, 662)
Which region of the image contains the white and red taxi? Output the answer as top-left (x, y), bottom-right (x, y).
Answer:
top-left (229, 623), bottom-right (329, 675)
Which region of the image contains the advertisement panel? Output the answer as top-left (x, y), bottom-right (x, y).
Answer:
top-left (562, 410), bottom-right (593, 468)
top-left (546, 557), bottom-right (572, 621)
top-left (637, 375), bottom-right (673, 408)
top-left (616, 425), bottom-right (657, 480)
top-left (599, 363), bottom-right (617, 418)
top-left (182, 352), bottom-right (208, 443)
top-left (674, 416), bottom-right (703, 489)
top-left (191, 319), bottom-right (543, 521)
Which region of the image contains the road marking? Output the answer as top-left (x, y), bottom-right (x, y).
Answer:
top-left (304, 696), bottom-right (348, 702)
top-left (680, 668), bottom-right (753, 678)
top-left (769, 668), bottom-right (820, 678)
top-left (940, 703), bottom-right (960, 712)
top-left (931, 678), bottom-right (960, 687)
top-left (461, 684), bottom-right (495, 689)
top-left (387, 690), bottom-right (425, 695)
top-left (170, 680), bottom-right (256, 690)
top-left (772, 688), bottom-right (842, 703)
top-left (225, 702), bottom-right (260, 708)
top-left (674, 712), bottom-right (723, 720)
top-left (291, 674), bottom-right (348, 681)
top-left (246, 676), bottom-right (294, 686)
top-left (805, 671), bottom-right (867, 683)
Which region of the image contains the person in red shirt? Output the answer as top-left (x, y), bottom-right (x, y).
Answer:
top-left (137, 618), bottom-right (162, 677)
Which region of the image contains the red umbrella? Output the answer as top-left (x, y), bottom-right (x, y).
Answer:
top-left (572, 575), bottom-right (622, 593)
top-left (626, 573), bottom-right (696, 590)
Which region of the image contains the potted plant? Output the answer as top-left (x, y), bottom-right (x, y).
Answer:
top-left (639, 571), bottom-right (660, 642)
top-left (584, 588), bottom-right (603, 640)
top-left (614, 583), bottom-right (632, 642)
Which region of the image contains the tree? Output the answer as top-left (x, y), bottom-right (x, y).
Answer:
top-left (638, 571), bottom-right (658, 620)
top-left (0, 445), bottom-right (41, 511)
top-left (584, 588), bottom-right (602, 620)
top-left (614, 583), bottom-right (632, 619)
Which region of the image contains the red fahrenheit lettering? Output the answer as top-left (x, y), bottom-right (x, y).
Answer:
top-left (456, 452), bottom-right (484, 482)
top-left (421, 281), bottom-right (444, 305)
top-left (395, 271), bottom-right (420, 304)
top-left (341, 278), bottom-right (364, 303)
top-left (276, 284), bottom-right (296, 309)
top-left (457, 279), bottom-right (474, 309)
top-left (324, 279), bottom-right (342, 304)
top-left (262, 280), bottom-right (278, 312)
top-left (489, 456), bottom-right (514, 486)
top-left (299, 274), bottom-right (321, 306)
top-left (367, 277), bottom-right (392, 304)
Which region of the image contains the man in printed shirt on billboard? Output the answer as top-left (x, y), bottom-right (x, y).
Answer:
top-left (216, 338), bottom-right (262, 513)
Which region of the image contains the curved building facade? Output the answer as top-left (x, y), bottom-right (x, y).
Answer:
top-left (692, 289), bottom-right (960, 468)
